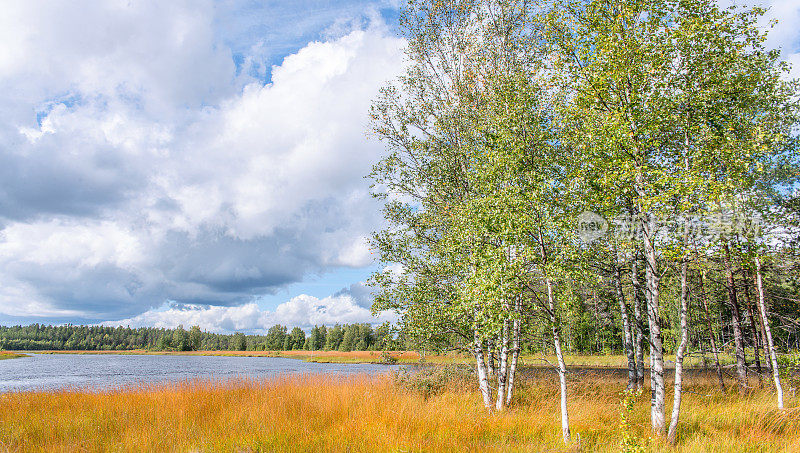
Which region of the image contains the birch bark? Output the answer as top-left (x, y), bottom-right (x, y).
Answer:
top-left (546, 276), bottom-right (571, 444)
top-left (667, 250), bottom-right (690, 443)
top-left (505, 297), bottom-right (521, 406)
top-left (642, 214), bottom-right (665, 434)
top-left (474, 330), bottom-right (493, 409)
top-left (631, 254), bottom-right (645, 390)
top-left (754, 255), bottom-right (784, 409)
top-left (495, 316), bottom-right (509, 411)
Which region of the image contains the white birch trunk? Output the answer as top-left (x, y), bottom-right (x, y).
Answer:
top-left (755, 255), bottom-right (784, 409)
top-left (546, 276), bottom-right (570, 444)
top-left (667, 253), bottom-right (690, 444)
top-left (631, 254), bottom-right (645, 390)
top-left (495, 316), bottom-right (509, 411)
top-left (751, 270), bottom-right (772, 373)
top-left (506, 297), bottom-right (521, 406)
top-left (474, 330), bottom-right (493, 409)
top-left (487, 337), bottom-right (496, 378)
top-left (537, 226), bottom-right (570, 444)
top-left (643, 214), bottom-right (665, 434)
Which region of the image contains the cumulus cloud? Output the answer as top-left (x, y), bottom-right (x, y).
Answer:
top-left (765, 1), bottom-right (800, 80)
top-left (105, 283), bottom-right (395, 333)
top-left (726, 0), bottom-right (800, 78)
top-left (0, 1), bottom-right (405, 321)
top-left (331, 281), bottom-right (375, 309)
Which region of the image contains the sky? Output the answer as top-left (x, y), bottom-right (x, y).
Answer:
top-left (0, 0), bottom-right (798, 334)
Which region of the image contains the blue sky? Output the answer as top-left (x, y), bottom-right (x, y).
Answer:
top-left (215, 0), bottom-right (401, 78)
top-left (0, 0), bottom-right (797, 333)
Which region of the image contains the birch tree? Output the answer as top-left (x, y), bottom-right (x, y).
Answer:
top-left (369, 0), bottom-right (549, 410)
top-left (548, 0), bottom-right (679, 433)
top-left (755, 254), bottom-right (784, 409)
top-left (549, 0), bottom-right (798, 435)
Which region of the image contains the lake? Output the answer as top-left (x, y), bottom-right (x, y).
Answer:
top-left (0, 353), bottom-right (399, 392)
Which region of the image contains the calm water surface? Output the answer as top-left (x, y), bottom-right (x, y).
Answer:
top-left (0, 354), bottom-right (399, 392)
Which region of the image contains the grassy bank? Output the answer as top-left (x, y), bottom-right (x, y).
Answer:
top-left (1, 368), bottom-right (797, 452)
top-left (0, 351), bottom-right (25, 360)
top-left (16, 349), bottom-right (734, 368)
top-left (22, 349), bottom-right (421, 363)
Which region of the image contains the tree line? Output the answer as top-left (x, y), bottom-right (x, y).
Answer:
top-left (0, 323), bottom-right (398, 352)
top-left (368, 0), bottom-right (799, 445)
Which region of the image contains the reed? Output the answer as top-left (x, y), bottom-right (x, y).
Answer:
top-left (1, 367), bottom-right (797, 452)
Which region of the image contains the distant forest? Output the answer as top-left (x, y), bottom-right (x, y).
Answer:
top-left (0, 323), bottom-right (400, 352)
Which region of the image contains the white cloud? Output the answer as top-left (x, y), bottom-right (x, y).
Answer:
top-left (106, 303), bottom-right (265, 333)
top-left (0, 0), bottom-right (238, 116)
top-left (156, 25), bottom-right (402, 241)
top-left (0, 3), bottom-right (405, 321)
top-left (105, 285), bottom-right (395, 333)
top-left (334, 236), bottom-right (374, 267)
top-left (724, 0), bottom-right (800, 79)
top-left (758, 1), bottom-right (800, 53)
top-left (0, 220), bottom-right (143, 268)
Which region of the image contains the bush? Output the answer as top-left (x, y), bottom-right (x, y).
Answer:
top-left (777, 352), bottom-right (800, 391)
top-left (379, 351), bottom-right (398, 364)
top-left (392, 364), bottom-right (474, 398)
top-left (618, 388), bottom-right (647, 453)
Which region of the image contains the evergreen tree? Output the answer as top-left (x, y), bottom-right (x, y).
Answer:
top-left (231, 332), bottom-right (247, 351)
top-left (288, 327), bottom-right (306, 350)
top-left (265, 325), bottom-right (288, 351)
top-left (188, 325), bottom-right (202, 351)
top-left (324, 325), bottom-right (344, 351)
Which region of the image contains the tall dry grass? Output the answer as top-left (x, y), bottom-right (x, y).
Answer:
top-left (1, 368), bottom-right (798, 452)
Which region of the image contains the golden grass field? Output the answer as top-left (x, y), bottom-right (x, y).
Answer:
top-left (1, 361), bottom-right (798, 452)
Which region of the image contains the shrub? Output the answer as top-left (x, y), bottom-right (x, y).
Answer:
top-left (392, 364), bottom-right (474, 398)
top-left (777, 352), bottom-right (800, 392)
top-left (618, 388), bottom-right (647, 453)
top-left (379, 351), bottom-right (398, 365)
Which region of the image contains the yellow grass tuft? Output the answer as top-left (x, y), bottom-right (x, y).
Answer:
top-left (1, 368), bottom-right (798, 452)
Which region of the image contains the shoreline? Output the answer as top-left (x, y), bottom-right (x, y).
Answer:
top-left (0, 351), bottom-right (26, 360)
top-left (5, 350), bottom-right (745, 369)
top-left (10, 349), bottom-right (421, 364)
